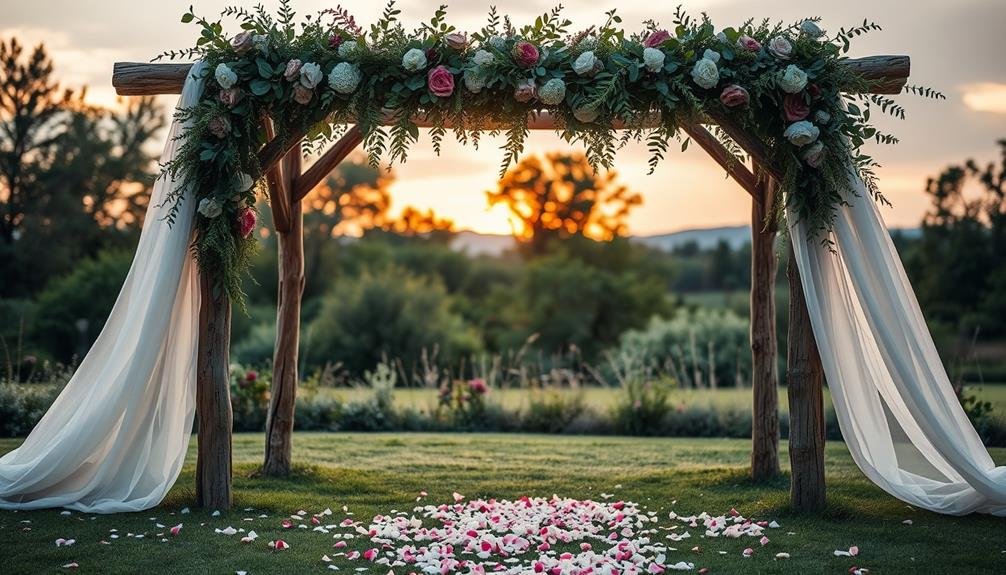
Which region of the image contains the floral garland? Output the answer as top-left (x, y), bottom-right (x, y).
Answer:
top-left (159, 1), bottom-right (940, 304)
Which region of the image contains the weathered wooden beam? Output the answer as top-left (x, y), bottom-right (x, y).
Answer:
top-left (786, 241), bottom-right (827, 511)
top-left (293, 125), bottom-right (364, 202)
top-left (749, 167), bottom-right (780, 480)
top-left (262, 142), bottom-right (304, 478)
top-left (262, 116), bottom-right (291, 233)
top-left (195, 273), bottom-right (233, 511)
top-left (680, 123), bottom-right (759, 200)
top-left (112, 55), bottom-right (911, 96)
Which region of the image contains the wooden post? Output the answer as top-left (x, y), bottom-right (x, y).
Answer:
top-left (786, 241), bottom-right (826, 511)
top-left (263, 143), bottom-right (304, 477)
top-left (750, 173), bottom-right (780, 480)
top-left (196, 272), bottom-right (233, 510)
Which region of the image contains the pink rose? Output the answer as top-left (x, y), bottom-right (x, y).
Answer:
top-left (292, 84), bottom-right (314, 105)
top-left (512, 41), bottom-right (539, 68)
top-left (427, 65), bottom-right (455, 98)
top-left (284, 59), bottom-right (303, 81)
top-left (328, 34), bottom-right (343, 49)
top-left (231, 31), bottom-right (255, 54)
top-left (468, 378), bottom-right (488, 395)
top-left (719, 84), bottom-right (750, 107)
top-left (737, 35), bottom-right (762, 52)
top-left (643, 30), bottom-right (671, 48)
top-left (237, 207), bottom-right (257, 239)
top-left (783, 93), bottom-right (810, 122)
top-left (444, 32), bottom-right (467, 51)
top-left (246, 370), bottom-right (258, 383)
top-left (513, 79), bottom-right (536, 103)
top-left (218, 87), bottom-right (244, 108)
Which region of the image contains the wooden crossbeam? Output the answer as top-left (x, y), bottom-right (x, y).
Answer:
top-left (680, 123), bottom-right (759, 200)
top-left (293, 126), bottom-right (364, 202)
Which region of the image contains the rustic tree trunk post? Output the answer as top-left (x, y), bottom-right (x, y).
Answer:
top-left (263, 143), bottom-right (304, 477)
top-left (750, 173), bottom-right (780, 480)
top-left (196, 272), bottom-right (233, 510)
top-left (786, 241), bottom-right (826, 511)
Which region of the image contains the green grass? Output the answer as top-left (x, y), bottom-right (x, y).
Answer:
top-left (2, 433), bottom-right (1005, 574)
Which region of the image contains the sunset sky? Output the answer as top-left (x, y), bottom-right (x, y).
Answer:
top-left (5, 0), bottom-right (1004, 235)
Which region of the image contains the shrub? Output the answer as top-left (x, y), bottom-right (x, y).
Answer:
top-left (305, 267), bottom-right (481, 376)
top-left (620, 307), bottom-right (751, 388)
top-left (230, 364), bottom-right (271, 431)
top-left (522, 388), bottom-right (587, 433)
top-left (611, 379), bottom-right (672, 436)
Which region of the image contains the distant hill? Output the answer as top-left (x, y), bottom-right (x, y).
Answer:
top-left (448, 225), bottom-right (921, 256)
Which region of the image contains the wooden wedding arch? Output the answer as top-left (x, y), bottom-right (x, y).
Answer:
top-left (112, 54), bottom-right (910, 512)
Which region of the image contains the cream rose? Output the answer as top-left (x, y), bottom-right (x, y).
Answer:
top-left (767, 36), bottom-right (793, 60)
top-left (299, 62), bottom-right (323, 89)
top-left (402, 48), bottom-right (428, 72)
top-left (643, 48), bottom-right (665, 73)
top-left (214, 63), bottom-right (238, 90)
top-left (573, 51), bottom-right (599, 76)
top-left (783, 120), bottom-right (820, 147)
top-left (778, 64), bottom-right (808, 94)
top-left (690, 58), bottom-right (719, 89)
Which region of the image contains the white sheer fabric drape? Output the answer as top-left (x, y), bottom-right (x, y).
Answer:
top-left (789, 173), bottom-right (1006, 516)
top-left (0, 62), bottom-right (207, 513)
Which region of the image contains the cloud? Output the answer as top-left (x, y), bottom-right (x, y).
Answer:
top-left (961, 83), bottom-right (1006, 114)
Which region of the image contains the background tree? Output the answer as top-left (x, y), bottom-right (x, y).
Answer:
top-left (487, 152), bottom-right (642, 255)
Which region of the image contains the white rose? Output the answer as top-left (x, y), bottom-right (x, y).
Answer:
top-left (783, 120), bottom-right (820, 147)
top-left (299, 62), bottom-right (323, 89)
top-left (328, 62), bottom-right (361, 94)
top-left (214, 63), bottom-right (238, 90)
top-left (472, 49), bottom-right (494, 67)
top-left (573, 51), bottom-right (598, 76)
top-left (197, 197), bottom-right (222, 219)
top-left (538, 78), bottom-right (566, 106)
top-left (690, 58), bottom-right (719, 89)
top-left (800, 20), bottom-right (824, 39)
top-left (463, 68), bottom-right (486, 93)
top-left (767, 36), bottom-right (793, 60)
top-left (702, 49), bottom-right (720, 63)
top-left (814, 110), bottom-right (831, 125)
top-left (573, 106), bottom-right (599, 123)
top-left (338, 40), bottom-right (359, 60)
top-left (402, 48), bottom-right (428, 72)
top-left (643, 48), bottom-right (665, 73)
top-left (778, 64), bottom-right (808, 93)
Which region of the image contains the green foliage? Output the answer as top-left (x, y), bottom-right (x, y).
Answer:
top-left (305, 267), bottom-right (481, 375)
top-left (30, 249), bottom-right (133, 361)
top-left (611, 379), bottom-right (672, 436)
top-left (161, 2), bottom-right (937, 294)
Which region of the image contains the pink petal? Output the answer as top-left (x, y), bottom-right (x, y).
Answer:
top-left (849, 546), bottom-right (860, 557)
top-left (170, 524), bottom-right (183, 536)
top-left (453, 492), bottom-right (465, 503)
top-left (759, 536), bottom-right (770, 546)
top-left (334, 541), bottom-right (348, 549)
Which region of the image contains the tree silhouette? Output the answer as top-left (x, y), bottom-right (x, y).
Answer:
top-left (487, 152), bottom-right (642, 255)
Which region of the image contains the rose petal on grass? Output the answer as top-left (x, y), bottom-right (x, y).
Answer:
top-left (850, 546), bottom-right (860, 556)
top-left (170, 524), bottom-right (183, 536)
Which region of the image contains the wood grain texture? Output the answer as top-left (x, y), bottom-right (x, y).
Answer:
top-left (195, 273), bottom-right (233, 510)
top-left (749, 171), bottom-right (780, 480)
top-left (262, 144), bottom-right (304, 478)
top-left (786, 241), bottom-right (827, 511)
top-left (262, 116), bottom-right (291, 234)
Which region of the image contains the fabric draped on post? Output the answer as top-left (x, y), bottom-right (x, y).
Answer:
top-left (789, 171), bottom-right (1006, 516)
top-left (0, 63), bottom-right (208, 513)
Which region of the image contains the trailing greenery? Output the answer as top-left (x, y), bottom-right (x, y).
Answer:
top-left (158, 2), bottom-right (941, 303)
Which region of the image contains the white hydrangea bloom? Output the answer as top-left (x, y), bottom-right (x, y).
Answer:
top-left (715, 31), bottom-right (728, 43)
top-left (328, 62), bottom-right (361, 94)
top-left (783, 120), bottom-right (820, 147)
top-left (573, 51), bottom-right (598, 76)
top-left (488, 35), bottom-right (506, 50)
top-left (690, 58), bottom-right (719, 89)
top-left (573, 106), bottom-right (599, 123)
top-left (463, 68), bottom-right (487, 93)
top-left (538, 78), bottom-right (566, 105)
top-left (778, 64), bottom-right (808, 93)
top-left (643, 48), bottom-right (665, 73)
top-left (214, 63), bottom-right (238, 90)
top-left (702, 49), bottom-right (720, 63)
top-left (299, 62), bottom-right (323, 89)
top-left (402, 48), bottom-right (428, 72)
top-left (338, 40), bottom-right (359, 60)
top-left (197, 198), bottom-right (222, 219)
top-left (472, 49), bottom-right (495, 67)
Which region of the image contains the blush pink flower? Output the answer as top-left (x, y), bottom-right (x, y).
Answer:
top-left (783, 93), bottom-right (810, 121)
top-left (427, 65), bottom-right (455, 97)
top-left (283, 59), bottom-right (303, 81)
top-left (719, 84), bottom-right (750, 107)
top-left (468, 378), bottom-right (488, 395)
top-left (737, 35), bottom-right (762, 52)
top-left (218, 88), bottom-right (244, 108)
top-left (643, 30), bottom-right (671, 48)
top-left (512, 41), bottom-right (540, 68)
top-left (237, 207), bottom-right (257, 239)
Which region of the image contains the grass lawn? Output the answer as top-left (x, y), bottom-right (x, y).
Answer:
top-left (1, 433), bottom-right (1004, 574)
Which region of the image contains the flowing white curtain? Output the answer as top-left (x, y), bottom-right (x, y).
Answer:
top-left (0, 62), bottom-right (207, 513)
top-left (789, 173), bottom-right (1006, 516)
